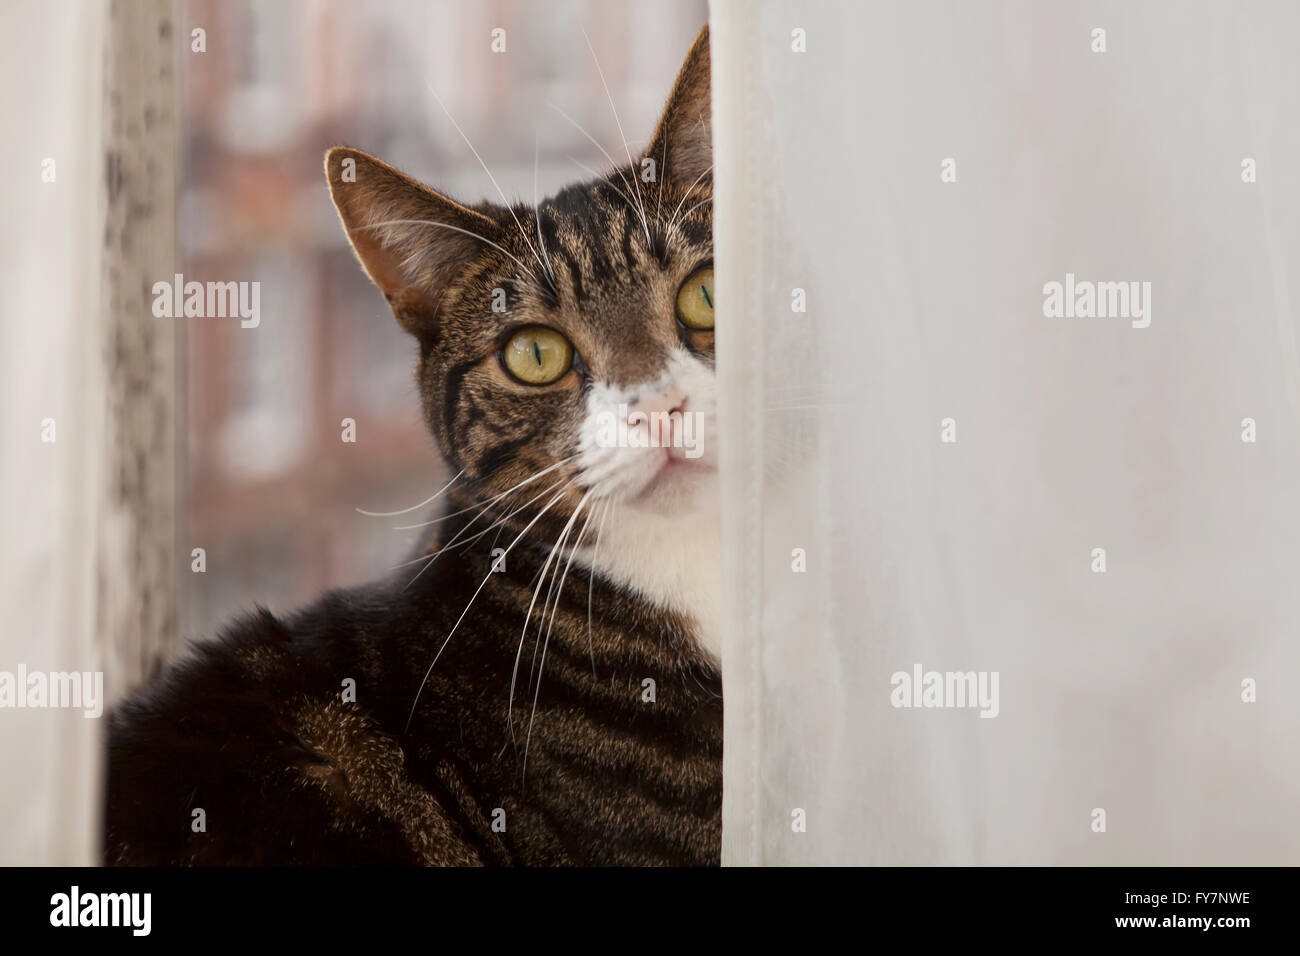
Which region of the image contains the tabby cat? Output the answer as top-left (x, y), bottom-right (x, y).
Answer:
top-left (105, 25), bottom-right (721, 866)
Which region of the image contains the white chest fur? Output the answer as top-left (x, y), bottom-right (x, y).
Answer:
top-left (577, 500), bottom-right (722, 664)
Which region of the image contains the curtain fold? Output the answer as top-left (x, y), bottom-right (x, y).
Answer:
top-left (0, 0), bottom-right (107, 866)
top-left (0, 0), bottom-right (178, 865)
top-left (715, 0), bottom-right (1300, 865)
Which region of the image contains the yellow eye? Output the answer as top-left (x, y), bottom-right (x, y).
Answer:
top-left (676, 267), bottom-right (715, 330)
top-left (502, 326), bottom-right (573, 385)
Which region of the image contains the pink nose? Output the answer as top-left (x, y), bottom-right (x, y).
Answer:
top-left (627, 385), bottom-right (686, 448)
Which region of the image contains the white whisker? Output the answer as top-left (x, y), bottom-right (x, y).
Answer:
top-left (356, 469), bottom-right (463, 517)
top-left (505, 490), bottom-right (592, 754)
top-left (522, 491), bottom-right (594, 781)
top-left (664, 195), bottom-right (713, 255)
top-left (666, 164), bottom-right (714, 231)
top-left (519, 506), bottom-right (578, 713)
top-left (549, 103), bottom-right (652, 248)
top-left (358, 218), bottom-right (545, 292)
top-left (425, 84), bottom-right (554, 292)
top-left (579, 25), bottom-right (652, 247)
top-left (586, 499), bottom-right (612, 676)
top-left (533, 134), bottom-right (558, 290)
top-left (393, 455), bottom-right (579, 531)
top-left (394, 476), bottom-right (568, 579)
top-left (566, 156), bottom-right (652, 228)
top-left (404, 487), bottom-right (569, 732)
top-left (655, 127), bottom-right (670, 246)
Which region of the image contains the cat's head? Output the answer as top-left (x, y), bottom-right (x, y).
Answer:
top-left (325, 26), bottom-right (714, 527)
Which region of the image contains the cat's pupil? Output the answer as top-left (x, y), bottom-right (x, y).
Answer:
top-left (532, 341), bottom-right (543, 366)
top-left (700, 285), bottom-right (713, 309)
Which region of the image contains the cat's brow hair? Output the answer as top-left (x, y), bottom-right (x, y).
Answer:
top-left (535, 175), bottom-right (711, 302)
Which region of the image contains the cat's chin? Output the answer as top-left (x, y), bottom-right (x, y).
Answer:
top-left (627, 456), bottom-right (718, 514)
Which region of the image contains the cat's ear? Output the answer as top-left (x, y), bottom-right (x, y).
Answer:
top-left (325, 146), bottom-right (498, 336)
top-left (644, 24), bottom-right (712, 188)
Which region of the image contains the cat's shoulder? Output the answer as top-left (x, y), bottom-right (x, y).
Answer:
top-left (104, 592), bottom-right (475, 865)
top-left (111, 596), bottom-right (366, 734)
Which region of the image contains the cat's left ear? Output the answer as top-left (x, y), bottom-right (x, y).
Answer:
top-left (324, 146), bottom-right (500, 338)
top-left (644, 24), bottom-right (712, 188)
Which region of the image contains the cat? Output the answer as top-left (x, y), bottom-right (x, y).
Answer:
top-left (104, 24), bottom-right (721, 866)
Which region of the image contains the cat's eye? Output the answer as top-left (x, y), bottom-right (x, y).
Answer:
top-left (675, 267), bottom-right (715, 330)
top-left (501, 326), bottom-right (573, 385)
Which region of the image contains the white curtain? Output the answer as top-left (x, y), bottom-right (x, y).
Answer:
top-left (0, 0), bottom-right (178, 866)
top-left (0, 0), bottom-right (106, 865)
top-left (714, 0), bottom-right (1300, 864)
